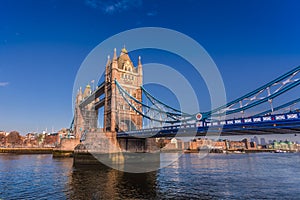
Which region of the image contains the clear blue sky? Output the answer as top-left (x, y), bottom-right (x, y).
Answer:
top-left (1, 0), bottom-right (300, 134)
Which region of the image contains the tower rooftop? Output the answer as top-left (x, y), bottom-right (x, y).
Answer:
top-left (121, 47), bottom-right (128, 54)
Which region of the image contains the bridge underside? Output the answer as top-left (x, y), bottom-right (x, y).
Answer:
top-left (117, 119), bottom-right (300, 138)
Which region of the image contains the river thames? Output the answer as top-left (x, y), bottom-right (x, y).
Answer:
top-left (0, 153), bottom-right (299, 199)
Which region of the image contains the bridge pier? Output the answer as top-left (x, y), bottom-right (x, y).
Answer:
top-left (73, 131), bottom-right (160, 172)
top-left (117, 138), bottom-right (159, 152)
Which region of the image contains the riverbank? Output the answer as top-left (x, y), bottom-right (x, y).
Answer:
top-left (184, 149), bottom-right (298, 154)
top-left (227, 149), bottom-right (298, 153)
top-left (0, 147), bottom-right (298, 155)
top-left (0, 148), bottom-right (53, 154)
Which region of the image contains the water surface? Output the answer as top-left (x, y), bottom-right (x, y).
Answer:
top-left (0, 153), bottom-right (299, 199)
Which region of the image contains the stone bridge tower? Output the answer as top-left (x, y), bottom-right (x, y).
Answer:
top-left (74, 84), bottom-right (98, 138)
top-left (71, 47), bottom-right (159, 161)
top-left (104, 47), bottom-right (143, 132)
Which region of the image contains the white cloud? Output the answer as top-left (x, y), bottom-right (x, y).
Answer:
top-left (147, 11), bottom-right (157, 17)
top-left (85, 0), bottom-right (143, 14)
top-left (0, 82), bottom-right (9, 87)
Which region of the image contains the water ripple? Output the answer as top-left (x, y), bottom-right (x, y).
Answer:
top-left (0, 153), bottom-right (300, 199)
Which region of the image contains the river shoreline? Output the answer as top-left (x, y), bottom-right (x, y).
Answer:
top-left (183, 149), bottom-right (298, 153)
top-left (0, 147), bottom-right (298, 155)
top-left (0, 147), bottom-right (53, 154)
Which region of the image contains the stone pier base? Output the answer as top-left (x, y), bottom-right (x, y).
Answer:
top-left (53, 138), bottom-right (80, 157)
top-left (117, 138), bottom-right (159, 152)
top-left (73, 132), bottom-right (160, 172)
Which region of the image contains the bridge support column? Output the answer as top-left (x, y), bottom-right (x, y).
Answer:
top-left (117, 138), bottom-right (159, 152)
top-left (74, 133), bottom-right (160, 172)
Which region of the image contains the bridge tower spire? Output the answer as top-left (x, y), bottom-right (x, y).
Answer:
top-left (137, 56), bottom-right (143, 87)
top-left (113, 48), bottom-right (117, 60)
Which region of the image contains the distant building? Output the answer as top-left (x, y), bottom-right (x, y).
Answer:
top-left (0, 132), bottom-right (7, 147)
top-left (227, 140), bottom-right (246, 150)
top-left (160, 138), bottom-right (185, 151)
top-left (273, 140), bottom-right (297, 151)
top-left (189, 138), bottom-right (226, 151)
top-left (213, 140), bottom-right (226, 150)
top-left (251, 136), bottom-right (259, 145)
top-left (6, 131), bottom-right (23, 147)
top-left (43, 133), bottom-right (59, 147)
top-left (242, 139), bottom-right (257, 150)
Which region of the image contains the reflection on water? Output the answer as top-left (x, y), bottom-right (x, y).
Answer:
top-left (69, 164), bottom-right (157, 199)
top-left (157, 153), bottom-right (300, 199)
top-left (0, 153), bottom-right (300, 199)
top-left (0, 154), bottom-right (73, 199)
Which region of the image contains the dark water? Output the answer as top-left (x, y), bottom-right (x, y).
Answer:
top-left (0, 153), bottom-right (300, 200)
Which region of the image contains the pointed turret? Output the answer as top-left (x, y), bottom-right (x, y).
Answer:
top-left (112, 48), bottom-right (118, 70)
top-left (106, 55), bottom-right (112, 83)
top-left (113, 48), bottom-right (117, 60)
top-left (137, 56), bottom-right (143, 86)
top-left (138, 56), bottom-right (143, 74)
top-left (83, 84), bottom-right (91, 98)
top-left (76, 87), bottom-right (83, 104)
top-left (120, 45), bottom-right (128, 56)
top-left (106, 55), bottom-right (111, 66)
top-left (138, 56), bottom-right (142, 66)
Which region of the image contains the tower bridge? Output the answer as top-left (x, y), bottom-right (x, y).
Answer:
top-left (71, 47), bottom-right (300, 157)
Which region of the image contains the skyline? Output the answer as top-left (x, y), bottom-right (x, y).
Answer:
top-left (1, 0), bottom-right (300, 133)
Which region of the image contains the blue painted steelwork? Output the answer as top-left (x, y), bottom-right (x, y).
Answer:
top-left (118, 111), bottom-right (300, 137)
top-left (70, 117), bottom-right (74, 130)
top-left (204, 66), bottom-right (300, 118)
top-left (115, 80), bottom-right (194, 123)
top-left (117, 66), bottom-right (300, 122)
top-left (74, 65), bottom-right (300, 136)
top-left (141, 86), bottom-right (190, 116)
top-left (254, 97), bottom-right (300, 117)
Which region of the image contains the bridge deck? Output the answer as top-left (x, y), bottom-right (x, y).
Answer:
top-left (117, 112), bottom-right (300, 138)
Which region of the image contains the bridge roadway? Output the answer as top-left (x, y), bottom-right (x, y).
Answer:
top-left (117, 112), bottom-right (300, 138)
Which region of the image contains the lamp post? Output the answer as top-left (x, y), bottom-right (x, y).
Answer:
top-left (91, 80), bottom-right (95, 91)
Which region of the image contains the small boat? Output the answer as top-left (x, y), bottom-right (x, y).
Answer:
top-left (274, 149), bottom-right (286, 153)
top-left (233, 150), bottom-right (245, 154)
